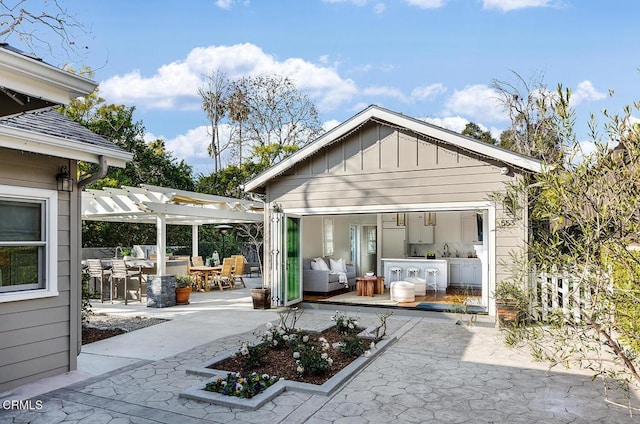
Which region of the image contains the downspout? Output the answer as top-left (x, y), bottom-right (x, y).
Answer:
top-left (75, 155), bottom-right (109, 357)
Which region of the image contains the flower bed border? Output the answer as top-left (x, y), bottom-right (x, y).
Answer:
top-left (179, 325), bottom-right (397, 410)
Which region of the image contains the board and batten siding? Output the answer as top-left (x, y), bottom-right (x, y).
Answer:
top-left (264, 121), bottom-right (529, 296)
top-left (0, 148), bottom-right (78, 392)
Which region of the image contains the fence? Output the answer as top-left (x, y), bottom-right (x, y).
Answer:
top-left (530, 267), bottom-right (594, 322)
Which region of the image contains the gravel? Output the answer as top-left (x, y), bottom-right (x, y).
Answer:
top-left (84, 313), bottom-right (169, 332)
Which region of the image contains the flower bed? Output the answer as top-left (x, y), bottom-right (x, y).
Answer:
top-left (180, 309), bottom-right (396, 410)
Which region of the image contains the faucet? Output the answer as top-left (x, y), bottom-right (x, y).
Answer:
top-left (115, 246), bottom-right (123, 258)
top-left (443, 243), bottom-right (450, 257)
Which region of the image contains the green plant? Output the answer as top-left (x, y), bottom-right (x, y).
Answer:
top-left (331, 311), bottom-right (360, 335)
top-left (175, 274), bottom-right (193, 288)
top-left (339, 334), bottom-right (367, 358)
top-left (122, 248), bottom-right (132, 256)
top-left (493, 281), bottom-right (528, 303)
top-left (290, 333), bottom-right (334, 376)
top-left (204, 372), bottom-right (282, 399)
top-left (235, 342), bottom-right (268, 370)
top-left (81, 269), bottom-right (93, 323)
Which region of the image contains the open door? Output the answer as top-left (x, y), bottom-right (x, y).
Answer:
top-left (270, 211), bottom-right (302, 306)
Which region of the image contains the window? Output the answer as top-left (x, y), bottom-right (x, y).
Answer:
top-left (323, 217), bottom-right (334, 256)
top-left (0, 185), bottom-right (58, 302)
top-left (366, 226), bottom-right (377, 254)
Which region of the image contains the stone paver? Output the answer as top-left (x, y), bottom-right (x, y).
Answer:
top-left (1, 309), bottom-right (638, 423)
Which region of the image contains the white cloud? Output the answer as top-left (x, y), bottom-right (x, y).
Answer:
top-left (421, 116), bottom-right (470, 133)
top-left (570, 80), bottom-right (606, 107)
top-left (444, 84), bottom-right (507, 122)
top-left (403, 0), bottom-right (445, 8)
top-left (322, 0), bottom-right (369, 5)
top-left (373, 3), bottom-right (386, 13)
top-left (483, 0), bottom-right (552, 12)
top-left (322, 119), bottom-right (342, 132)
top-left (99, 43), bottom-right (358, 113)
top-left (411, 83), bottom-right (447, 101)
top-left (363, 85), bottom-right (410, 102)
top-left (216, 0), bottom-right (233, 9)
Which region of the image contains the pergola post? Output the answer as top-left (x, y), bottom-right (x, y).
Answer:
top-left (156, 213), bottom-right (167, 275)
top-left (192, 224), bottom-right (199, 258)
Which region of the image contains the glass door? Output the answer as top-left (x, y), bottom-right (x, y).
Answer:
top-left (283, 214), bottom-right (302, 305)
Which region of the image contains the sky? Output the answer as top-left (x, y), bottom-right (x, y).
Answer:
top-left (16, 0), bottom-right (640, 175)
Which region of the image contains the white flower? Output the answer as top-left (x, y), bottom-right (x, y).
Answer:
top-left (265, 331), bottom-right (272, 337)
top-left (319, 337), bottom-right (327, 343)
top-left (364, 350), bottom-right (371, 357)
top-left (297, 365), bottom-right (304, 373)
top-left (370, 342), bottom-right (376, 349)
top-left (221, 381), bottom-right (227, 387)
top-left (262, 374), bottom-right (269, 380)
top-left (348, 323), bottom-right (354, 329)
top-left (302, 335), bottom-right (309, 343)
top-left (266, 322), bottom-right (273, 329)
top-left (273, 340), bottom-right (278, 346)
top-left (327, 358), bottom-right (333, 366)
top-left (240, 346), bottom-right (249, 356)
top-left (321, 352), bottom-right (328, 359)
top-left (235, 372), bottom-right (241, 378)
top-left (236, 383), bottom-right (243, 391)
top-left (293, 352), bottom-right (300, 359)
top-left (267, 336), bottom-right (273, 342)
top-left (283, 335), bottom-right (289, 341)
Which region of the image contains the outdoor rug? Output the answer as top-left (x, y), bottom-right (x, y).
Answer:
top-left (416, 303), bottom-right (486, 313)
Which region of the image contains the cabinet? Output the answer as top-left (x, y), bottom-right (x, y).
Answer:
top-left (435, 211), bottom-right (461, 242)
top-left (407, 214), bottom-right (434, 244)
top-left (447, 259), bottom-right (481, 288)
top-left (462, 211), bottom-right (481, 243)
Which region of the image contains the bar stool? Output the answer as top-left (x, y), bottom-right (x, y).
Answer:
top-left (406, 267), bottom-right (421, 278)
top-left (425, 268), bottom-right (439, 291)
top-left (388, 267), bottom-right (403, 286)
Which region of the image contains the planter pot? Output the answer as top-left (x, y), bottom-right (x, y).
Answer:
top-left (496, 300), bottom-right (522, 327)
top-left (250, 288), bottom-right (271, 309)
top-left (176, 286), bottom-right (192, 305)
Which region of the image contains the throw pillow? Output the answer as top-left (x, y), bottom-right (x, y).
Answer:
top-left (330, 257), bottom-right (346, 273)
top-left (310, 260), bottom-right (320, 270)
top-left (314, 257), bottom-right (330, 271)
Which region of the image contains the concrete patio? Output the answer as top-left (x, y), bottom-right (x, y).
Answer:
top-left (1, 276), bottom-right (638, 423)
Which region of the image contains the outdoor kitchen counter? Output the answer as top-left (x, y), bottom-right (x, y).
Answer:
top-left (381, 258), bottom-right (448, 290)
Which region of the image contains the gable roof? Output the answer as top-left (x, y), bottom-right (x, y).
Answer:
top-left (0, 109), bottom-right (132, 168)
top-left (245, 105), bottom-right (543, 192)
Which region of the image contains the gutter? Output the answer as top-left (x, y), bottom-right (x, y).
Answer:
top-left (78, 155), bottom-right (108, 190)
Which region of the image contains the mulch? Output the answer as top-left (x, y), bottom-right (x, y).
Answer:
top-left (82, 327), bottom-right (126, 345)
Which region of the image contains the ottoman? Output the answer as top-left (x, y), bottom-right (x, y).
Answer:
top-left (406, 277), bottom-right (427, 296)
top-left (390, 281), bottom-right (416, 302)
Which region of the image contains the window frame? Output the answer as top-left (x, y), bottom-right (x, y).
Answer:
top-left (0, 184), bottom-right (58, 303)
top-left (323, 217), bottom-right (334, 257)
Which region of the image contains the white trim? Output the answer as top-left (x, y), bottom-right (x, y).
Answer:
top-left (0, 47), bottom-right (96, 103)
top-left (0, 185), bottom-right (59, 303)
top-left (245, 105), bottom-right (542, 191)
top-left (0, 126), bottom-right (131, 168)
top-left (284, 201), bottom-right (493, 216)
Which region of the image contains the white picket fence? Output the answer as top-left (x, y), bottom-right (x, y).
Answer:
top-left (529, 268), bottom-right (594, 322)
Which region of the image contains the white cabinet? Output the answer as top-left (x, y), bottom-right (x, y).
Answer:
top-left (407, 214), bottom-right (434, 244)
top-left (462, 211), bottom-right (480, 243)
top-left (447, 259), bottom-right (481, 288)
top-left (435, 211), bottom-right (462, 242)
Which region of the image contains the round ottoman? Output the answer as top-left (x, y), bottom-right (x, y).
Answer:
top-left (406, 277), bottom-right (427, 296)
top-left (390, 281), bottom-right (416, 302)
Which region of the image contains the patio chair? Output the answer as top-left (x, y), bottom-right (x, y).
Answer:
top-left (86, 259), bottom-right (112, 303)
top-left (191, 256), bottom-right (204, 267)
top-left (212, 257), bottom-right (234, 291)
top-left (111, 259), bottom-right (142, 304)
top-left (231, 255), bottom-right (247, 288)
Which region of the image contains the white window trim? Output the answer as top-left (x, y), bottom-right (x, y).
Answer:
top-left (0, 184), bottom-right (58, 303)
top-left (323, 217), bottom-right (334, 257)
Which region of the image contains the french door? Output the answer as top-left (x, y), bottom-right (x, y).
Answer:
top-left (270, 211), bottom-right (302, 306)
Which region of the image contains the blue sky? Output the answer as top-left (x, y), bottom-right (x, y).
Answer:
top-left (23, 0), bottom-right (640, 174)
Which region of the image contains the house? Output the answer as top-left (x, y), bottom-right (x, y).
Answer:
top-left (244, 105), bottom-right (541, 316)
top-left (0, 43), bottom-right (132, 392)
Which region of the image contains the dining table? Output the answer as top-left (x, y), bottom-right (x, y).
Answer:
top-left (189, 265), bottom-right (223, 291)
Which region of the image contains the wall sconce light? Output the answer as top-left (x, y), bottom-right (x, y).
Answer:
top-left (56, 166), bottom-right (73, 192)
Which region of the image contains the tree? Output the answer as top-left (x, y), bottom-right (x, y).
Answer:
top-left (60, 88), bottom-right (195, 248)
top-left (492, 71), bottom-right (566, 164)
top-left (0, 0), bottom-right (88, 59)
top-left (227, 74), bottom-right (323, 167)
top-left (461, 122), bottom-right (497, 144)
top-left (500, 86), bottom-right (640, 405)
top-left (198, 70), bottom-right (231, 173)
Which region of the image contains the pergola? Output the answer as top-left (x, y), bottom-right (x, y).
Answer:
top-left (81, 184), bottom-right (264, 275)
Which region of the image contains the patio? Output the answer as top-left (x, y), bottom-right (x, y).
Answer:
top-left (2, 276), bottom-right (638, 423)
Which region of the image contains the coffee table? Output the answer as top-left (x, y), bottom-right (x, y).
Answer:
top-left (356, 276), bottom-right (385, 296)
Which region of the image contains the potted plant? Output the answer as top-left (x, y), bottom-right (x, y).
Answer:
top-left (122, 248), bottom-right (133, 261)
top-left (175, 274), bottom-right (193, 305)
top-left (493, 281), bottom-right (528, 327)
